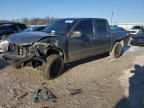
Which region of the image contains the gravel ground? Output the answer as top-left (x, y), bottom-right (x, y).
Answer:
top-left (0, 45), bottom-right (144, 108)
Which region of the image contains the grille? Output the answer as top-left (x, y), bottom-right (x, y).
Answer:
top-left (9, 44), bottom-right (30, 56)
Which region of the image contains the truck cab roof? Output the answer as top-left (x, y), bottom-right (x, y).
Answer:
top-left (59, 18), bottom-right (107, 21)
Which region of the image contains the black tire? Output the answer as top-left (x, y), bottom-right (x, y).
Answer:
top-left (42, 54), bottom-right (64, 80)
top-left (110, 42), bottom-right (123, 59)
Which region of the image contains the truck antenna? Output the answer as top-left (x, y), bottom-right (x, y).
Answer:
top-left (111, 12), bottom-right (114, 25)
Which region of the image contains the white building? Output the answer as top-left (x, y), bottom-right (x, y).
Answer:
top-left (113, 23), bottom-right (144, 30)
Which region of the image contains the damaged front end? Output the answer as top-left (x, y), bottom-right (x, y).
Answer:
top-left (3, 41), bottom-right (51, 68)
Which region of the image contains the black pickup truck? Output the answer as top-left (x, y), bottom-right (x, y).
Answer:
top-left (3, 18), bottom-right (126, 79)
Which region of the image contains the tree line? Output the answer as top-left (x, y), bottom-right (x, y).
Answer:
top-left (12, 16), bottom-right (56, 25)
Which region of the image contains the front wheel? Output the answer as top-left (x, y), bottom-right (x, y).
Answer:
top-left (110, 42), bottom-right (123, 59)
top-left (41, 54), bottom-right (64, 80)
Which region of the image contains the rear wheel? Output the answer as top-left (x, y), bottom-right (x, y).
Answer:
top-left (110, 42), bottom-right (123, 59)
top-left (42, 54), bottom-right (64, 80)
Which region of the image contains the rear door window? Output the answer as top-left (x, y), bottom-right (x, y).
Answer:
top-left (94, 20), bottom-right (109, 36)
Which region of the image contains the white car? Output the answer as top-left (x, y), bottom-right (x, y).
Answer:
top-left (0, 23), bottom-right (27, 53)
top-left (0, 40), bottom-right (9, 53)
top-left (129, 26), bottom-right (143, 35)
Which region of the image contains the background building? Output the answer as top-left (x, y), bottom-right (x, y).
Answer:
top-left (113, 23), bottom-right (144, 30)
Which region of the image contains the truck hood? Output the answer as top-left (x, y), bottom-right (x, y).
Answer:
top-left (9, 32), bottom-right (54, 45)
top-left (0, 30), bottom-right (7, 34)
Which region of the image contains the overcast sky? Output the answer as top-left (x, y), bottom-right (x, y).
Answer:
top-left (0, 0), bottom-right (144, 23)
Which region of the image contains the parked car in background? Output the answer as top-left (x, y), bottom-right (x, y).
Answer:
top-left (110, 25), bottom-right (130, 46)
top-left (131, 29), bottom-right (144, 46)
top-left (0, 23), bottom-right (27, 52)
top-left (129, 26), bottom-right (143, 36)
top-left (23, 25), bottom-right (47, 32)
top-left (4, 18), bottom-right (126, 79)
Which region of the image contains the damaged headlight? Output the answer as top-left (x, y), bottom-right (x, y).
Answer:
top-left (34, 42), bottom-right (49, 49)
top-left (33, 38), bottom-right (58, 55)
top-left (33, 42), bottom-right (50, 55)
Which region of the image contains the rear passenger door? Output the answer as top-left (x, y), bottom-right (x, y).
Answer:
top-left (94, 20), bottom-right (111, 53)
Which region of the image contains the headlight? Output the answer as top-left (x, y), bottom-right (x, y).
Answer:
top-left (33, 42), bottom-right (50, 55)
top-left (35, 44), bottom-right (46, 50)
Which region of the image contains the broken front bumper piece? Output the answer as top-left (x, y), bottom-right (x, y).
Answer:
top-left (3, 52), bottom-right (36, 67)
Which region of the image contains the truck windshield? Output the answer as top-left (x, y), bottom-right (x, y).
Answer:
top-left (43, 19), bottom-right (76, 35)
top-left (131, 26), bottom-right (142, 29)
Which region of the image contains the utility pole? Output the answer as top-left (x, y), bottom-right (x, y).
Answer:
top-left (111, 11), bottom-right (114, 25)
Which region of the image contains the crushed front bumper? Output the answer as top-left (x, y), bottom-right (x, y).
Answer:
top-left (3, 42), bottom-right (49, 66)
top-left (3, 52), bottom-right (36, 65)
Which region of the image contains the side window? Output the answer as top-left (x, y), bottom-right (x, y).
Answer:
top-left (74, 20), bottom-right (93, 37)
top-left (95, 20), bottom-right (109, 36)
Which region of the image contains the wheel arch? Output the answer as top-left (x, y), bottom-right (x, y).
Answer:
top-left (46, 47), bottom-right (66, 62)
top-left (110, 39), bottom-right (123, 52)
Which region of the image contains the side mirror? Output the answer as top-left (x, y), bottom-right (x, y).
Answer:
top-left (71, 31), bottom-right (82, 38)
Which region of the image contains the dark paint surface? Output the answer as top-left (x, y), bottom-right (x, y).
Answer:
top-left (131, 30), bottom-right (144, 45)
top-left (9, 32), bottom-right (54, 45)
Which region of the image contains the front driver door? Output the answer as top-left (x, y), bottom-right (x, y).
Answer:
top-left (68, 20), bottom-right (94, 62)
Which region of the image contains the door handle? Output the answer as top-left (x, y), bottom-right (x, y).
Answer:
top-left (106, 36), bottom-right (110, 37)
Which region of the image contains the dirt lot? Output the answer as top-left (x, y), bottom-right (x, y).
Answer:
top-left (0, 46), bottom-right (144, 108)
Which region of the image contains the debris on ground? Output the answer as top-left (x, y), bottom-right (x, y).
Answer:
top-left (43, 106), bottom-right (50, 108)
top-left (1, 46), bottom-right (144, 108)
top-left (10, 88), bottom-right (28, 101)
top-left (17, 92), bottom-right (28, 100)
top-left (32, 87), bottom-right (57, 103)
top-left (68, 89), bottom-right (82, 96)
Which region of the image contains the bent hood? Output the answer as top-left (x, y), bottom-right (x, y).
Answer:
top-left (9, 32), bottom-right (52, 45)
